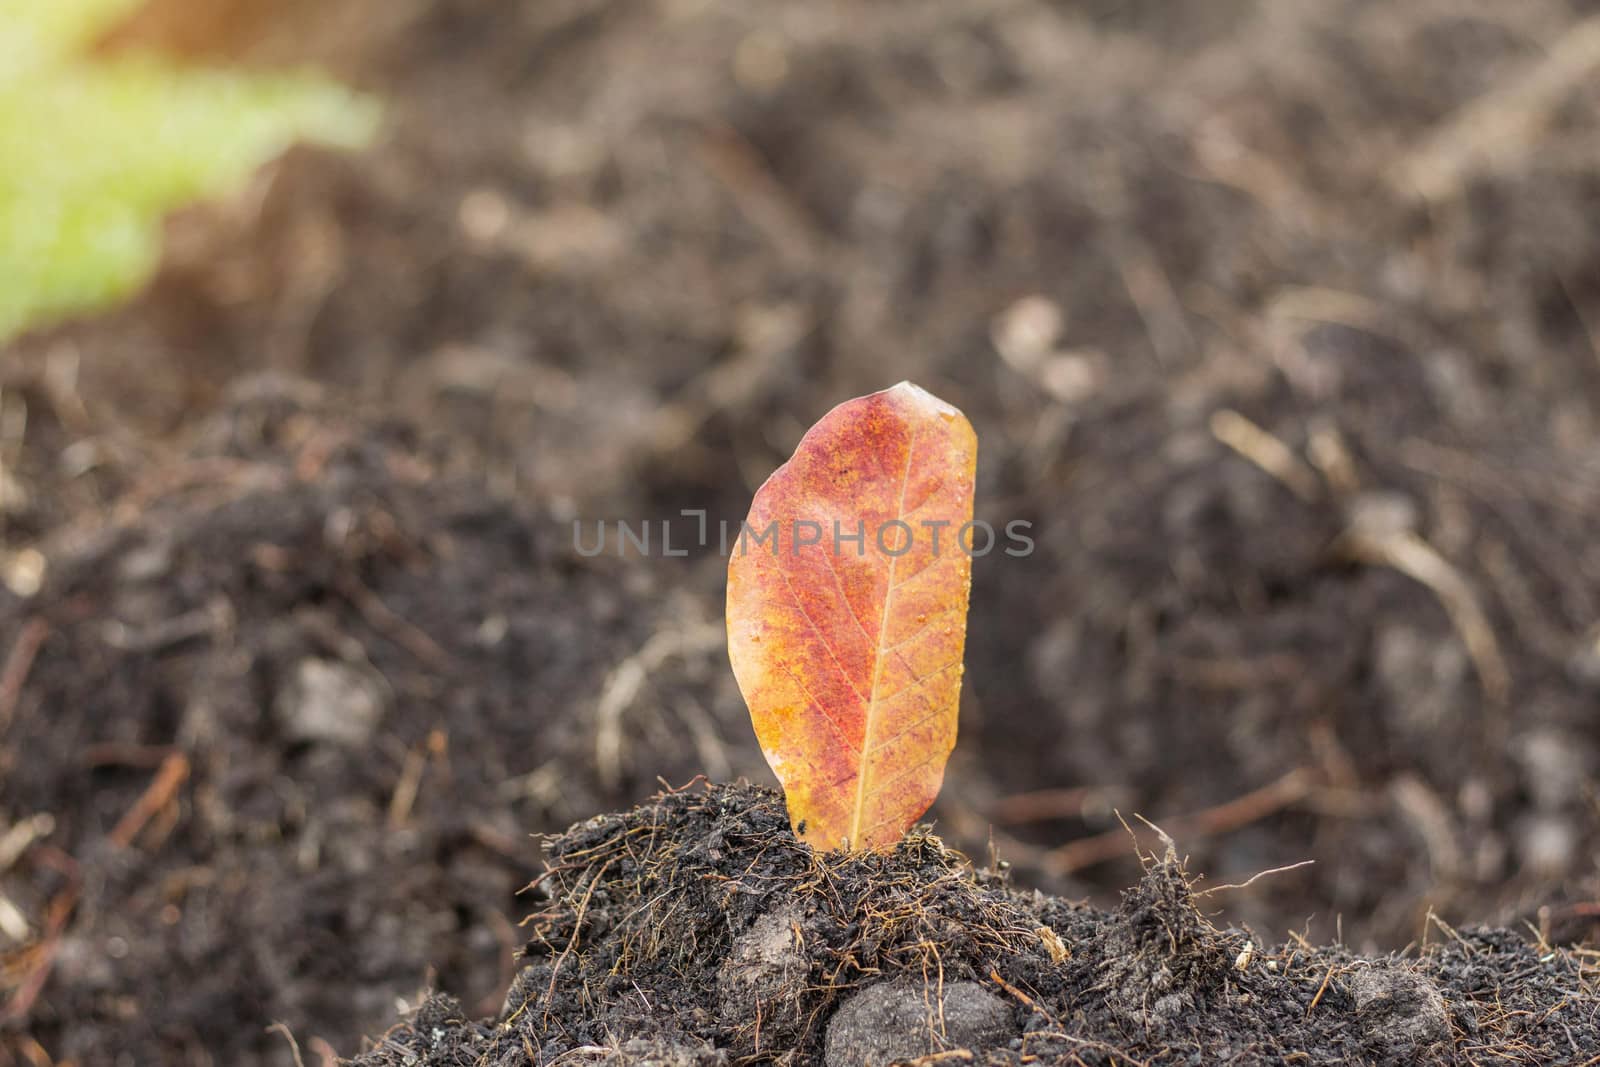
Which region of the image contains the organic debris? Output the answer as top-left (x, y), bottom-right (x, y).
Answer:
top-left (354, 785), bottom-right (1598, 1066)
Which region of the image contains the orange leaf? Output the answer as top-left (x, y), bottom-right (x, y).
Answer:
top-left (727, 382), bottom-right (976, 850)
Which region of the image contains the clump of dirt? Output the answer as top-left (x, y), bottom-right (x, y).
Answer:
top-left (352, 784), bottom-right (1598, 1066)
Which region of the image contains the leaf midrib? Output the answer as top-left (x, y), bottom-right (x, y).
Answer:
top-left (850, 421), bottom-right (919, 845)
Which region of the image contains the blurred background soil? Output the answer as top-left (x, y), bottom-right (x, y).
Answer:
top-left (2, 0), bottom-right (1599, 1063)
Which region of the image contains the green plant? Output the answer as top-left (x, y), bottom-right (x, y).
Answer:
top-left (0, 0), bottom-right (379, 341)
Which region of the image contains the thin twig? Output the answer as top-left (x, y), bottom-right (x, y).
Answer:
top-left (1337, 528), bottom-right (1510, 704)
top-left (336, 575), bottom-right (449, 669)
top-left (265, 1023), bottom-right (307, 1067)
top-left (544, 858), bottom-right (616, 1004)
top-left (594, 623), bottom-right (722, 789)
top-left (1305, 962), bottom-right (1337, 1018)
top-left (1397, 14), bottom-right (1600, 199)
top-left (1, 847), bottom-right (79, 1023)
top-left (1043, 768), bottom-right (1316, 875)
top-left (387, 738), bottom-right (430, 829)
top-left (1199, 859), bottom-right (1317, 896)
top-left (109, 752), bottom-right (190, 849)
top-left (1210, 409), bottom-right (1320, 502)
top-left (0, 618), bottom-right (48, 735)
top-left (988, 786), bottom-right (1097, 826)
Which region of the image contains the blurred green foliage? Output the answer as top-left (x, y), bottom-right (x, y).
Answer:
top-left (0, 0), bottom-right (379, 341)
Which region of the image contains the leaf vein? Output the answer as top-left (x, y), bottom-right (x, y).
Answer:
top-left (774, 565), bottom-right (869, 708)
top-left (880, 605), bottom-right (964, 656)
top-left (821, 549), bottom-right (876, 649)
top-left (889, 550), bottom-right (954, 593)
top-left (873, 658), bottom-right (961, 712)
top-left (900, 480), bottom-right (947, 521)
top-left (859, 748), bottom-right (947, 825)
top-left (868, 699), bottom-right (956, 756)
top-left (773, 658), bottom-right (863, 756)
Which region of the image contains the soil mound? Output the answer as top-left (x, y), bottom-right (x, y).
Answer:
top-left (354, 783), bottom-right (1597, 1066)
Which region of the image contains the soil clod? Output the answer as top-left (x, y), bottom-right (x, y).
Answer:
top-left (718, 904), bottom-right (811, 1048)
top-left (824, 979), bottom-right (1015, 1067)
top-left (1348, 964), bottom-right (1452, 1063)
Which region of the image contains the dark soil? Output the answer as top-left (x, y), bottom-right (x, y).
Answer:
top-left (354, 784), bottom-right (1600, 1066)
top-left (0, 382), bottom-right (737, 1063)
top-left (2, 0), bottom-right (1600, 1064)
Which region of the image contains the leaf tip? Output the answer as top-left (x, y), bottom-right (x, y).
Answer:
top-left (888, 380), bottom-right (964, 422)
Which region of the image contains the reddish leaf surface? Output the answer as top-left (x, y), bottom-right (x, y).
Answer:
top-left (727, 382), bottom-right (976, 849)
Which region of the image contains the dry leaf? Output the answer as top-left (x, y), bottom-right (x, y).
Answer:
top-left (727, 382), bottom-right (976, 849)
